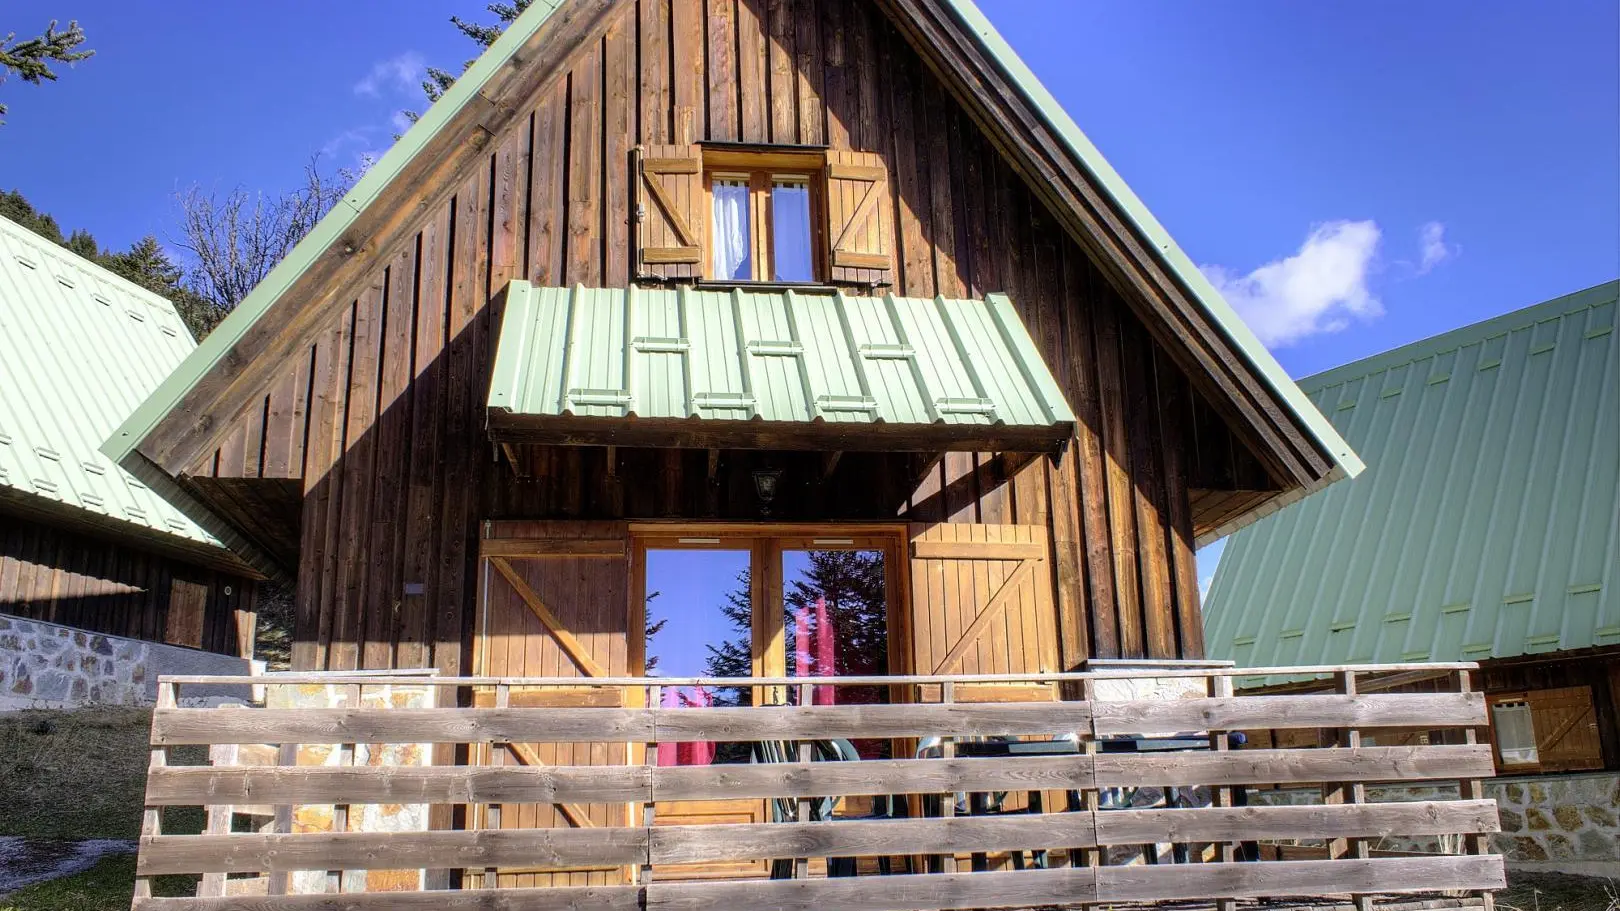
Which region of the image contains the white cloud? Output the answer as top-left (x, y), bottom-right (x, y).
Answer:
top-left (1204, 220), bottom-right (1383, 348)
top-left (354, 52), bottom-right (425, 98)
top-left (1417, 221), bottom-right (1454, 274)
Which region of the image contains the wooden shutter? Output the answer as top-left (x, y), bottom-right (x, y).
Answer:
top-left (1527, 685), bottom-right (1603, 772)
top-left (907, 523), bottom-right (1057, 703)
top-left (635, 144), bottom-right (705, 280)
top-left (824, 150), bottom-right (893, 284)
top-left (165, 579), bottom-right (208, 649)
top-left (473, 521), bottom-right (633, 887)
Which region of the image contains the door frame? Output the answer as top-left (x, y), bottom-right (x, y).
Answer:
top-left (628, 522), bottom-right (912, 703)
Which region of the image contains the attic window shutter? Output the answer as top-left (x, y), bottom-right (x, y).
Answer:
top-left (824, 150), bottom-right (893, 283)
top-left (635, 144), bottom-right (705, 280)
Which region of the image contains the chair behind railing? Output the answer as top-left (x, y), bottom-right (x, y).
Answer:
top-left (131, 665), bottom-right (1504, 911)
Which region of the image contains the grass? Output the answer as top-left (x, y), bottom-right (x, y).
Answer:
top-left (1499, 872), bottom-right (1619, 911)
top-left (0, 707), bottom-right (203, 840)
top-left (0, 855), bottom-right (193, 911)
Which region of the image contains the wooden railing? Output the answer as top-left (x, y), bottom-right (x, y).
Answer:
top-left (132, 665), bottom-right (1505, 911)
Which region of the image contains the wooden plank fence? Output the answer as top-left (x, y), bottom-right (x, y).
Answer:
top-left (130, 666), bottom-right (1504, 910)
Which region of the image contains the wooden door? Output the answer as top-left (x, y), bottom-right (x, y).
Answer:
top-left (165, 579), bottom-right (208, 648)
top-left (473, 521), bottom-right (632, 888)
top-left (907, 523), bottom-right (1059, 703)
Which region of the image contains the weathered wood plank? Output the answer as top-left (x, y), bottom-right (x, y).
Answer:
top-left (1095, 799), bottom-right (1502, 844)
top-left (1095, 856), bottom-right (1506, 902)
top-left (647, 866), bottom-right (1099, 911)
top-left (650, 700), bottom-right (1092, 741)
top-left (149, 707), bottom-right (653, 745)
top-left (1092, 692), bottom-right (1488, 735)
top-left (1094, 745), bottom-right (1496, 787)
top-left (650, 812), bottom-right (1098, 864)
top-left (138, 828), bottom-right (647, 875)
top-left (145, 763), bottom-right (650, 806)
top-left (652, 754), bottom-right (1093, 801)
top-left (133, 885), bottom-right (645, 911)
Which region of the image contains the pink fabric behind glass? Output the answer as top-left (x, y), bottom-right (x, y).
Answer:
top-left (814, 597), bottom-right (835, 705)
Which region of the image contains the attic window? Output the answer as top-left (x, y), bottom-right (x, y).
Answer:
top-left (635, 144), bottom-right (890, 285)
top-left (708, 167), bottom-right (818, 282)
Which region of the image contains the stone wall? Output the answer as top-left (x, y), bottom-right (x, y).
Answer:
top-left (1247, 772), bottom-right (1620, 870)
top-left (0, 612), bottom-right (250, 710)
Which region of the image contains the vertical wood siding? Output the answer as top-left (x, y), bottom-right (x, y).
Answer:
top-left (0, 515), bottom-right (254, 656)
top-left (187, 0), bottom-right (1251, 671)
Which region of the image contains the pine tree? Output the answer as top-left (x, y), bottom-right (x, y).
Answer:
top-left (416, 1), bottom-right (535, 112)
top-left (0, 20), bottom-right (93, 124)
top-left (103, 235), bottom-right (227, 339)
top-left (1, 189), bottom-right (65, 244)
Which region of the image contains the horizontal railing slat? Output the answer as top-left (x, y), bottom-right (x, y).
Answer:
top-left (1094, 799), bottom-right (1502, 844)
top-left (132, 884), bottom-right (645, 910)
top-left (1093, 745), bottom-right (1495, 786)
top-left (150, 707), bottom-right (654, 745)
top-left (137, 828), bottom-right (647, 875)
top-left (145, 765), bottom-right (653, 806)
top-left (645, 867), bottom-right (1099, 911)
top-left (145, 746), bottom-right (1490, 806)
top-left (150, 695), bottom-right (1488, 747)
top-left (1096, 855), bottom-right (1506, 901)
top-left (1091, 692), bottom-right (1487, 734)
top-left (652, 702), bottom-right (1093, 741)
top-left (130, 800), bottom-right (1504, 875)
top-left (650, 813), bottom-right (1098, 865)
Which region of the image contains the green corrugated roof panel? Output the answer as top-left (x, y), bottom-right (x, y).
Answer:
top-left (0, 215), bottom-right (230, 553)
top-left (488, 282), bottom-right (1075, 448)
top-left (1204, 280), bottom-right (1620, 667)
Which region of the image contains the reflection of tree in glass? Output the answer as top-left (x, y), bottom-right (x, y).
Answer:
top-left (703, 552), bottom-right (888, 701)
top-left (644, 591), bottom-right (667, 674)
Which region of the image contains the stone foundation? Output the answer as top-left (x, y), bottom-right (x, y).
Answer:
top-left (1248, 771), bottom-right (1620, 868)
top-left (0, 612), bottom-right (251, 710)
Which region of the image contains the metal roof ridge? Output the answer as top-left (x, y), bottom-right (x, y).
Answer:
top-left (944, 0), bottom-right (1362, 483)
top-left (1301, 280), bottom-right (1620, 394)
top-left (102, 0), bottom-right (570, 467)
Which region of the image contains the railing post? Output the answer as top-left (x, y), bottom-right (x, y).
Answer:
top-left (796, 681), bottom-right (814, 880)
top-left (1076, 676), bottom-right (1099, 873)
top-left (1208, 673), bottom-right (1237, 911)
top-left (267, 687), bottom-right (296, 897)
top-left (938, 679), bottom-right (958, 875)
top-left (640, 682), bottom-right (661, 888)
top-left (1456, 669), bottom-right (1497, 911)
top-left (133, 680), bottom-right (176, 906)
top-left (483, 682), bottom-right (509, 891)
top-left (327, 681), bottom-right (361, 893)
top-left (1332, 670), bottom-right (1372, 911)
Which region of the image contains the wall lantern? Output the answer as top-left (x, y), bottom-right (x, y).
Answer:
top-left (752, 468), bottom-right (783, 515)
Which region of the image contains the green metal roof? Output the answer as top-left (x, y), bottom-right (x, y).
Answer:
top-left (1204, 281), bottom-right (1620, 672)
top-left (104, 0), bottom-right (1356, 524)
top-left (0, 215), bottom-right (230, 554)
top-left (487, 282), bottom-right (1075, 450)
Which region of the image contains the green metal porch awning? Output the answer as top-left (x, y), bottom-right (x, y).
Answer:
top-left (487, 282), bottom-right (1075, 452)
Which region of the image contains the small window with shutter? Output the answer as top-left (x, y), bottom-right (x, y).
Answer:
top-left (635, 145), bottom-right (892, 288)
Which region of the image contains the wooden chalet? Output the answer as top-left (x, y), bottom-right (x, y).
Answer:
top-left (108, 0), bottom-right (1507, 907)
top-left (0, 214), bottom-right (257, 661)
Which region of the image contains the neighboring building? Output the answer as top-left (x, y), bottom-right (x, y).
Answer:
top-left (1205, 281), bottom-right (1620, 866)
top-left (0, 214), bottom-right (261, 696)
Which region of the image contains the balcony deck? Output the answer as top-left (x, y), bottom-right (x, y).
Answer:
top-left (130, 665), bottom-right (1504, 910)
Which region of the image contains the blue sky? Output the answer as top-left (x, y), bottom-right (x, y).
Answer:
top-left (3, 1), bottom-right (1616, 591)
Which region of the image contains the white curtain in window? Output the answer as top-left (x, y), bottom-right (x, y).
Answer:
top-left (772, 182), bottom-right (813, 282)
top-left (711, 180), bottom-right (751, 280)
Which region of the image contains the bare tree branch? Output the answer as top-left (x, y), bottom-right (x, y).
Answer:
top-left (174, 156), bottom-right (354, 314)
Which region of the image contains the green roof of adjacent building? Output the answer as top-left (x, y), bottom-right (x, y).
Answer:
top-left (488, 282), bottom-right (1075, 448)
top-left (0, 215), bottom-right (229, 554)
top-left (1204, 280), bottom-right (1620, 671)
